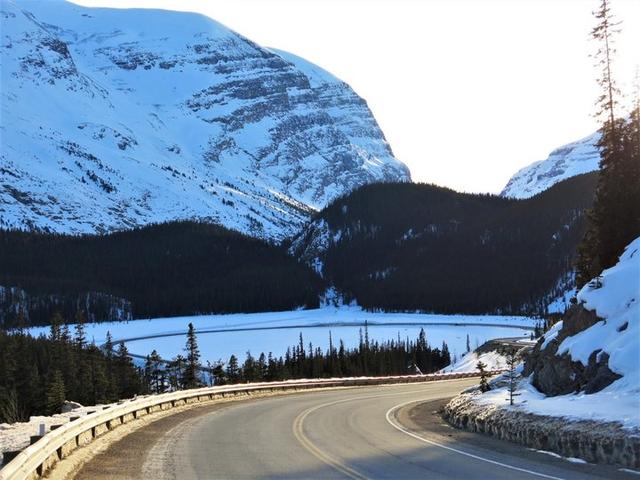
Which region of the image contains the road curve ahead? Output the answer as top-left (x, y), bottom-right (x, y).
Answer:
top-left (76, 379), bottom-right (627, 479)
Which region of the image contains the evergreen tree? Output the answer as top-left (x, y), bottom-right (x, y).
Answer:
top-left (182, 323), bottom-right (202, 389)
top-left (145, 350), bottom-right (164, 394)
top-left (45, 370), bottom-right (66, 415)
top-left (476, 361), bottom-right (490, 393)
top-left (115, 342), bottom-right (139, 398)
top-left (504, 348), bottom-right (520, 406)
top-left (577, 0), bottom-right (640, 287)
top-left (74, 310), bottom-right (87, 350)
top-left (226, 354), bottom-right (240, 383)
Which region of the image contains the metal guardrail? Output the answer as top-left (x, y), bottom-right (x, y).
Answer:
top-left (0, 371), bottom-right (498, 480)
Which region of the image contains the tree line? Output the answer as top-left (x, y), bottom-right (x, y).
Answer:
top-left (292, 172), bottom-right (597, 315)
top-left (0, 313), bottom-right (141, 423)
top-left (0, 317), bottom-right (452, 422)
top-left (143, 323), bottom-right (452, 390)
top-left (0, 221), bottom-right (322, 328)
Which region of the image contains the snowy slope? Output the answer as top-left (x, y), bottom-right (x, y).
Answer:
top-left (441, 350), bottom-right (509, 373)
top-left (0, 0), bottom-right (409, 239)
top-left (501, 132), bottom-right (600, 199)
top-left (560, 236), bottom-right (639, 383)
top-left (478, 236), bottom-right (640, 428)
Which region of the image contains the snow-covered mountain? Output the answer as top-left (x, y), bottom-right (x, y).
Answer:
top-left (501, 132), bottom-right (600, 199)
top-left (0, 0), bottom-right (409, 240)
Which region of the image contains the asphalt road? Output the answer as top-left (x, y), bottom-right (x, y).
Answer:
top-left (76, 379), bottom-right (631, 479)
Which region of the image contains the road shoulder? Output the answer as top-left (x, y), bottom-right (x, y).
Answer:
top-left (395, 398), bottom-right (634, 480)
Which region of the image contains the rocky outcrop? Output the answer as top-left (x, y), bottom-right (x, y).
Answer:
top-left (444, 390), bottom-right (640, 468)
top-left (0, 1), bottom-right (409, 240)
top-left (523, 305), bottom-right (621, 396)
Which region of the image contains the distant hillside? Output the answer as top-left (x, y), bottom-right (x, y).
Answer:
top-left (291, 172), bottom-right (598, 314)
top-left (0, 222), bottom-right (323, 328)
top-left (501, 132), bottom-right (600, 199)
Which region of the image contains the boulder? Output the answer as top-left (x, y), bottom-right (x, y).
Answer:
top-left (61, 401), bottom-right (83, 413)
top-left (524, 305), bottom-right (620, 396)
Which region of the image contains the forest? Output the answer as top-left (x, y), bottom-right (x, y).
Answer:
top-left (0, 221), bottom-right (323, 328)
top-left (0, 315), bottom-right (141, 423)
top-left (292, 172), bottom-right (598, 314)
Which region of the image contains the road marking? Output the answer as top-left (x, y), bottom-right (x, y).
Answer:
top-left (292, 385), bottom-right (454, 480)
top-left (385, 398), bottom-right (565, 480)
top-left (293, 402), bottom-right (370, 480)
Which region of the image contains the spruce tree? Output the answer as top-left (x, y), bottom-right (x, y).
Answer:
top-left (577, 0), bottom-right (640, 286)
top-left (182, 323), bottom-right (202, 389)
top-left (504, 349), bottom-right (520, 406)
top-left (46, 370), bottom-right (66, 415)
top-left (74, 310), bottom-right (87, 350)
top-left (476, 361), bottom-right (491, 393)
top-left (226, 354), bottom-right (239, 383)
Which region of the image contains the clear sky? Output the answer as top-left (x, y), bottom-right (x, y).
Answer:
top-left (74, 0), bottom-right (639, 194)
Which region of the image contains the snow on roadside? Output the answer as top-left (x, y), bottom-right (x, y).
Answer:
top-left (473, 236), bottom-right (640, 429)
top-left (0, 403), bottom-right (114, 465)
top-left (441, 350), bottom-right (509, 373)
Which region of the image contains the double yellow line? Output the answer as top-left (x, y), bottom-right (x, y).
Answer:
top-left (291, 387), bottom-right (435, 480)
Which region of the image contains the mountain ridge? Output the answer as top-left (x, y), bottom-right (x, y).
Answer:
top-left (501, 131), bottom-right (600, 199)
top-left (0, 0), bottom-right (409, 240)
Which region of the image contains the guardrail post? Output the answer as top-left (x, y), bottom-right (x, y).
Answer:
top-left (2, 451), bottom-right (22, 463)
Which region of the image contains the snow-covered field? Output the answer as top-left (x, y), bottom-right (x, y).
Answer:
top-left (476, 236), bottom-right (640, 428)
top-left (26, 307), bottom-right (536, 365)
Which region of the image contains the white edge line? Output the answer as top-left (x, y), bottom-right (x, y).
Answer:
top-left (385, 399), bottom-right (565, 480)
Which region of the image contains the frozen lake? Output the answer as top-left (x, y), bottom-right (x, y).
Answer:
top-left (27, 307), bottom-right (537, 365)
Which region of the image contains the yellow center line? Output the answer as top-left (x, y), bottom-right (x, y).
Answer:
top-left (291, 385), bottom-right (442, 480)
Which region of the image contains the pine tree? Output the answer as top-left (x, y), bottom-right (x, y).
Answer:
top-left (115, 342), bottom-right (139, 398)
top-left (476, 361), bottom-right (490, 393)
top-left (182, 323), bottom-right (202, 389)
top-left (146, 350), bottom-right (164, 394)
top-left (45, 370), bottom-right (66, 415)
top-left (226, 354), bottom-right (239, 383)
top-left (504, 348), bottom-right (520, 406)
top-left (577, 0), bottom-right (640, 287)
top-left (49, 312), bottom-right (63, 343)
top-left (74, 310), bottom-right (87, 349)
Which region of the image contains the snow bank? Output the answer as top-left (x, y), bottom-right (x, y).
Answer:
top-left (442, 350), bottom-right (509, 373)
top-left (473, 237), bottom-right (640, 428)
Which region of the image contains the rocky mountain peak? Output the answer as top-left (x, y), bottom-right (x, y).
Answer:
top-left (0, 0), bottom-right (410, 239)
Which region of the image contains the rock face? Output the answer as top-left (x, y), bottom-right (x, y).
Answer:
top-left (523, 305), bottom-right (621, 396)
top-left (501, 132), bottom-right (600, 199)
top-left (0, 0), bottom-right (409, 240)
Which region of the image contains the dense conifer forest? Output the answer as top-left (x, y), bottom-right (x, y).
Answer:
top-left (0, 221), bottom-right (322, 328)
top-left (0, 315), bottom-right (141, 423)
top-left (292, 172), bottom-right (598, 314)
top-left (0, 174), bottom-right (600, 328)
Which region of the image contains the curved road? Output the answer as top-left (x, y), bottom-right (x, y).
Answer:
top-left (76, 379), bottom-right (627, 479)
